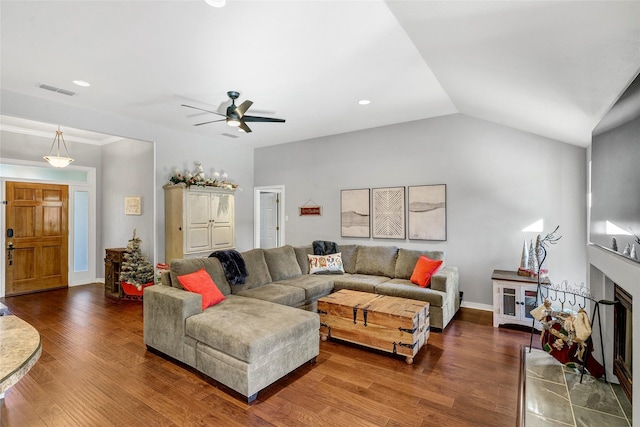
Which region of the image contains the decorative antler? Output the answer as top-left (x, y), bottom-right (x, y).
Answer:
top-left (540, 225), bottom-right (562, 248)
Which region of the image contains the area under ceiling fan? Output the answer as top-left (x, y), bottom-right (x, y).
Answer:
top-left (182, 91), bottom-right (285, 133)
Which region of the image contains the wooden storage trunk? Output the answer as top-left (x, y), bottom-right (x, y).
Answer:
top-left (318, 289), bottom-right (429, 364)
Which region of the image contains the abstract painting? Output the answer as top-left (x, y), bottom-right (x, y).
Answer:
top-left (372, 187), bottom-right (405, 239)
top-left (408, 184), bottom-right (446, 240)
top-left (341, 189), bottom-right (370, 237)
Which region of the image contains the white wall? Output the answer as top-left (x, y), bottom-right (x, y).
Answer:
top-left (254, 113), bottom-right (587, 307)
top-left (1, 89), bottom-right (256, 276)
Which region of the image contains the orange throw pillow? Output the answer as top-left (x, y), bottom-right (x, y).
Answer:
top-left (410, 255), bottom-right (443, 288)
top-left (177, 268), bottom-right (225, 309)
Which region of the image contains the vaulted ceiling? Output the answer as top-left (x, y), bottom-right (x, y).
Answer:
top-left (1, 1), bottom-right (639, 148)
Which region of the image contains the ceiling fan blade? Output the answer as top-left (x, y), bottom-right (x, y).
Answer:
top-left (181, 104), bottom-right (226, 117)
top-left (238, 121), bottom-right (252, 133)
top-left (194, 118), bottom-right (227, 126)
top-left (242, 115), bottom-right (286, 123)
top-left (236, 100), bottom-right (253, 118)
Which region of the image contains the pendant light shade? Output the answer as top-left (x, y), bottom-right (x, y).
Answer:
top-left (44, 126), bottom-right (74, 168)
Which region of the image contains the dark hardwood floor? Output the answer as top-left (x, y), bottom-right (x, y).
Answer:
top-left (1, 284), bottom-right (533, 426)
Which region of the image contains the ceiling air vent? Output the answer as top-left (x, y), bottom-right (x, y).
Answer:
top-left (38, 83), bottom-right (76, 96)
top-left (221, 133), bottom-right (239, 139)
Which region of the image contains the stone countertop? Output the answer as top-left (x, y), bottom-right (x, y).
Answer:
top-left (0, 315), bottom-right (42, 395)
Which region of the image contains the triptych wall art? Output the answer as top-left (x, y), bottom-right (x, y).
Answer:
top-left (340, 184), bottom-right (446, 241)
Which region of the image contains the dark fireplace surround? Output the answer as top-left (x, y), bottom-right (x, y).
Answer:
top-left (614, 284), bottom-right (632, 401)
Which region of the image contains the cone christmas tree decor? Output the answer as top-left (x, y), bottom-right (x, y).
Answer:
top-left (120, 229), bottom-right (154, 297)
top-left (527, 239), bottom-right (539, 277)
top-left (517, 239), bottom-right (530, 276)
top-left (517, 226), bottom-right (561, 278)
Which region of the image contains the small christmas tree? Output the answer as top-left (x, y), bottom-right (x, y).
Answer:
top-left (120, 229), bottom-right (154, 290)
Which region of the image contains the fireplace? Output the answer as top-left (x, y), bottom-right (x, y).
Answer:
top-left (588, 244), bottom-right (638, 418)
top-left (614, 284), bottom-right (633, 401)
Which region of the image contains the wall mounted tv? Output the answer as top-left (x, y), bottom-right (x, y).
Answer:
top-left (590, 73), bottom-right (640, 263)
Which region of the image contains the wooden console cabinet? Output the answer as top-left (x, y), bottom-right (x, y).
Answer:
top-left (105, 248), bottom-right (126, 298)
top-left (164, 184), bottom-right (235, 262)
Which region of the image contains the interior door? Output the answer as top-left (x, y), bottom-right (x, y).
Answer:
top-left (5, 181), bottom-right (69, 295)
top-left (260, 192), bottom-right (279, 249)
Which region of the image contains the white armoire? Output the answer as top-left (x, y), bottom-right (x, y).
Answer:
top-left (163, 183), bottom-right (235, 262)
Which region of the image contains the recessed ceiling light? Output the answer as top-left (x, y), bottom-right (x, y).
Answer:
top-left (72, 80), bottom-right (90, 87)
top-left (358, 99), bottom-right (370, 105)
top-left (204, 0), bottom-right (226, 7)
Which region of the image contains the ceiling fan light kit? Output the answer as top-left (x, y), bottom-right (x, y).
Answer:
top-left (43, 126), bottom-right (74, 168)
top-left (182, 91), bottom-right (285, 134)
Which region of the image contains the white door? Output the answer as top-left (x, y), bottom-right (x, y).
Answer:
top-left (254, 185), bottom-right (285, 249)
top-left (260, 192), bottom-right (279, 249)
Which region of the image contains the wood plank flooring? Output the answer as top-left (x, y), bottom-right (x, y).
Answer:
top-left (1, 284), bottom-right (534, 426)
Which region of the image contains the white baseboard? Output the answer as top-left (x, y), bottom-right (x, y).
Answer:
top-left (461, 301), bottom-right (493, 312)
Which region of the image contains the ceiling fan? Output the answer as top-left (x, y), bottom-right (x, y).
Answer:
top-left (181, 91), bottom-right (285, 133)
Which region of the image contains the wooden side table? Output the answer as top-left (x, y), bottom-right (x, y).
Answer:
top-left (105, 248), bottom-right (127, 299)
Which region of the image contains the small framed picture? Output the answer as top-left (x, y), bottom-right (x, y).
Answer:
top-left (124, 196), bottom-right (142, 215)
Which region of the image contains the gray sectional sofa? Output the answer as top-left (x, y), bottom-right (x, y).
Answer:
top-left (143, 244), bottom-right (459, 403)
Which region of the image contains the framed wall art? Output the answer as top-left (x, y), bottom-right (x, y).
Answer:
top-left (124, 196), bottom-right (142, 215)
top-left (340, 188), bottom-right (370, 238)
top-left (372, 186), bottom-right (405, 239)
top-left (408, 184), bottom-right (446, 240)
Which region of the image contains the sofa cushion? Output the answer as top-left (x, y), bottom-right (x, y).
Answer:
top-left (355, 246), bottom-right (398, 277)
top-left (228, 249), bottom-right (272, 293)
top-left (375, 279), bottom-right (444, 307)
top-left (394, 249), bottom-right (445, 279)
top-left (177, 268), bottom-right (225, 309)
top-left (333, 274), bottom-right (390, 293)
top-left (274, 275), bottom-right (335, 301)
top-left (410, 255), bottom-right (443, 287)
top-left (185, 295), bottom-right (319, 363)
top-left (339, 244), bottom-right (358, 274)
top-left (234, 283), bottom-right (306, 307)
top-left (263, 245), bottom-right (302, 281)
top-left (308, 253), bottom-right (344, 274)
top-left (294, 246), bottom-right (313, 274)
top-left (169, 257), bottom-right (231, 295)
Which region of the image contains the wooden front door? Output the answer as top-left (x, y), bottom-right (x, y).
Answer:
top-left (5, 181), bottom-right (69, 296)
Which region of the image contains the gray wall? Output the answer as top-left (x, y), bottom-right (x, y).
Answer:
top-left (255, 113), bottom-right (587, 307)
top-left (1, 89), bottom-right (256, 275)
top-left (102, 139), bottom-right (155, 263)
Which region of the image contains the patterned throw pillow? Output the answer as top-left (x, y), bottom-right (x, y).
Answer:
top-left (308, 253), bottom-right (345, 275)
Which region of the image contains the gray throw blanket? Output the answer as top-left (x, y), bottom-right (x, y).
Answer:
top-left (313, 240), bottom-right (339, 255)
top-left (209, 250), bottom-right (247, 285)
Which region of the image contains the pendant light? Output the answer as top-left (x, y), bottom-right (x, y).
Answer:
top-left (44, 126), bottom-right (74, 168)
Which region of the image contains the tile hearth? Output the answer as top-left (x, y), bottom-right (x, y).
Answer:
top-left (524, 347), bottom-right (632, 426)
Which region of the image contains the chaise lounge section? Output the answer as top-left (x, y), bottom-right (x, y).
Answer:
top-left (144, 257), bottom-right (319, 403)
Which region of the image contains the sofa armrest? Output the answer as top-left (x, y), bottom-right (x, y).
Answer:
top-left (143, 284), bottom-right (201, 362)
top-left (431, 266), bottom-right (459, 296)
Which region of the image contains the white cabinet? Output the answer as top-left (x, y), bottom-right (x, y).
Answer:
top-left (492, 270), bottom-right (542, 329)
top-left (164, 184), bottom-right (235, 261)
